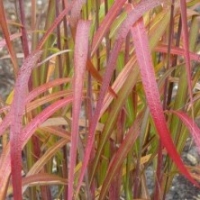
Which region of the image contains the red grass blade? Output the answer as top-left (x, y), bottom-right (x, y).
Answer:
top-left (26, 78), bottom-right (71, 102)
top-left (77, 0), bottom-right (164, 194)
top-left (180, 0), bottom-right (193, 105)
top-left (70, 0), bottom-right (87, 28)
top-left (171, 110), bottom-right (200, 153)
top-left (0, 97), bottom-right (73, 199)
top-left (0, 145), bottom-right (10, 200)
top-left (0, 78), bottom-right (71, 137)
top-left (22, 96), bottom-right (73, 145)
top-left (130, 17), bottom-right (199, 187)
top-left (68, 20), bottom-right (91, 200)
top-left (10, 51), bottom-right (42, 200)
top-left (155, 44), bottom-right (200, 62)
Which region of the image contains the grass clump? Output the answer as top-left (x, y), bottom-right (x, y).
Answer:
top-left (0, 0), bottom-right (200, 199)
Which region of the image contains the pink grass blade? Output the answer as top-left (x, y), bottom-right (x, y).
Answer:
top-left (70, 1), bottom-right (117, 97)
top-left (99, 114), bottom-right (142, 200)
top-left (70, 0), bottom-right (87, 28)
top-left (77, 0), bottom-right (165, 194)
top-left (0, 78), bottom-right (71, 137)
top-left (26, 91), bottom-right (74, 112)
top-left (0, 97), bottom-right (73, 198)
top-left (68, 20), bottom-right (91, 200)
top-left (180, 0), bottom-right (193, 106)
top-left (171, 110), bottom-right (200, 153)
top-left (22, 96), bottom-right (73, 144)
top-left (26, 78), bottom-right (71, 103)
top-left (10, 51), bottom-right (42, 200)
top-left (155, 45), bottom-right (200, 62)
top-left (0, 97), bottom-right (73, 196)
top-left (0, 144), bottom-right (10, 200)
top-left (91, 0), bottom-right (127, 56)
top-left (130, 18), bottom-right (199, 186)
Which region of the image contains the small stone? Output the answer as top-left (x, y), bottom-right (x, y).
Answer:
top-left (37, 0), bottom-right (42, 6)
top-left (186, 153), bottom-right (198, 165)
top-left (10, 14), bottom-right (16, 20)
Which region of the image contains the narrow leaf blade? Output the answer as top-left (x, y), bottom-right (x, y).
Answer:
top-left (131, 18), bottom-right (199, 187)
top-left (68, 20), bottom-right (91, 200)
top-left (171, 110), bottom-right (200, 153)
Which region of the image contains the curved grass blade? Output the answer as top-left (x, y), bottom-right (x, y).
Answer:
top-left (68, 20), bottom-right (91, 200)
top-left (171, 110), bottom-right (200, 153)
top-left (22, 96), bottom-right (73, 144)
top-left (10, 51), bottom-right (42, 200)
top-left (70, 0), bottom-right (87, 28)
top-left (0, 78), bottom-right (71, 137)
top-left (8, 51), bottom-right (71, 200)
top-left (26, 78), bottom-right (71, 102)
top-left (77, 0), bottom-right (164, 194)
top-left (37, 49), bottom-right (72, 67)
top-left (26, 90), bottom-right (73, 112)
top-left (155, 45), bottom-right (200, 62)
top-left (0, 96), bottom-right (73, 198)
top-left (130, 17), bottom-right (199, 187)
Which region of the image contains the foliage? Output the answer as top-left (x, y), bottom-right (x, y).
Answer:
top-left (0, 0), bottom-right (200, 199)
